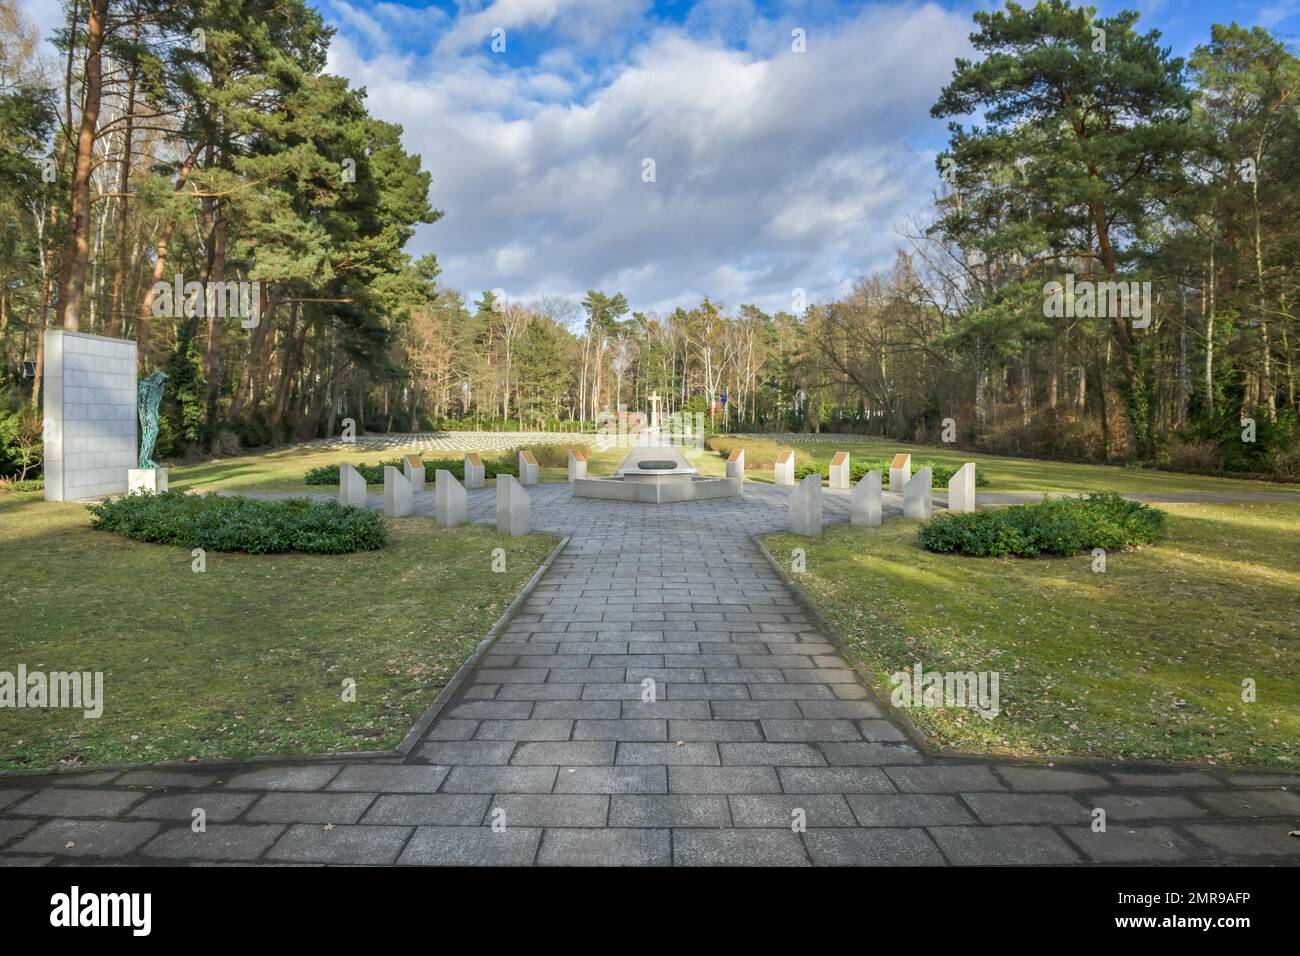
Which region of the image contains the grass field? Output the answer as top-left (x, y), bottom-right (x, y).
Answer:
top-left (0, 488), bottom-right (557, 771)
top-left (762, 501), bottom-right (1300, 767)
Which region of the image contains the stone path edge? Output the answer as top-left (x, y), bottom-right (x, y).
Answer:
top-left (0, 534), bottom-right (571, 781)
top-left (394, 534), bottom-right (571, 754)
top-left (749, 532), bottom-right (1298, 781)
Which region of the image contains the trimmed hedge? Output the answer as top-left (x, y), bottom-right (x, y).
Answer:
top-left (706, 436), bottom-right (814, 470)
top-left (918, 492), bottom-right (1164, 558)
top-left (795, 459), bottom-right (989, 487)
top-left (88, 492), bottom-right (387, 554)
top-left (305, 456), bottom-right (519, 486)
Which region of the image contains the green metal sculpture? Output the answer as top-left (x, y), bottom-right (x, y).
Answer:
top-left (137, 370), bottom-right (168, 469)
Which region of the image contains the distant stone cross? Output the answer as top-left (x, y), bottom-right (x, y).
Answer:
top-left (648, 392), bottom-right (661, 431)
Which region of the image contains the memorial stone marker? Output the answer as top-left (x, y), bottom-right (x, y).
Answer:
top-left (383, 465), bottom-right (413, 517)
top-left (403, 454), bottom-right (426, 493)
top-left (496, 474), bottom-right (530, 535)
top-left (519, 450), bottom-right (539, 486)
top-left (903, 466), bottom-right (933, 518)
top-left (464, 452), bottom-right (485, 489)
top-left (775, 449), bottom-right (796, 486)
top-left (726, 447), bottom-right (745, 481)
top-left (568, 448), bottom-right (588, 481)
top-left (339, 462), bottom-right (368, 508)
top-left (889, 453), bottom-right (911, 493)
top-left (789, 474), bottom-right (823, 536)
top-left (851, 469), bottom-right (882, 527)
top-left (829, 451), bottom-right (850, 491)
top-left (948, 462), bottom-right (976, 513)
top-left (436, 469), bottom-right (467, 527)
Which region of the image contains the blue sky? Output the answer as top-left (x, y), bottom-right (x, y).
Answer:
top-left (21, 0), bottom-right (1300, 315)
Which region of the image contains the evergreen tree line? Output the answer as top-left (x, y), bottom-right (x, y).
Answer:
top-left (1, 1), bottom-right (1297, 479)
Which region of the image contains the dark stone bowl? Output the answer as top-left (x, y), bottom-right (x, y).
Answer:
top-left (636, 460), bottom-right (678, 470)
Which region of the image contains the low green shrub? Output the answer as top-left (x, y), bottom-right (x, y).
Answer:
top-left (88, 492), bottom-right (387, 554)
top-left (918, 492), bottom-right (1164, 558)
top-left (516, 442), bottom-right (591, 468)
top-left (794, 459), bottom-right (988, 487)
top-left (0, 478), bottom-right (43, 493)
top-left (304, 455), bottom-right (520, 485)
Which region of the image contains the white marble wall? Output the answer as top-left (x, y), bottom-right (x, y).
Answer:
top-left (43, 331), bottom-right (137, 502)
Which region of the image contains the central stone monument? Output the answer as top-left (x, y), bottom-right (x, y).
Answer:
top-left (573, 445), bottom-right (741, 504)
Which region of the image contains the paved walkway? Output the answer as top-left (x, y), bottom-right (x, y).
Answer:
top-left (2, 484), bottom-right (1297, 866)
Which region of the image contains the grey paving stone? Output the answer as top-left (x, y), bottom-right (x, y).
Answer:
top-left (719, 743), bottom-right (826, 766)
top-left (0, 855), bottom-right (50, 866)
top-left (1193, 788), bottom-right (1300, 817)
top-left (580, 683), bottom-right (650, 700)
top-left (672, 829), bottom-right (809, 866)
top-left (12, 771), bottom-right (120, 788)
top-left (247, 792), bottom-right (376, 824)
top-left (796, 700), bottom-right (883, 719)
top-left (448, 700), bottom-right (535, 720)
top-left (665, 683), bottom-right (750, 700)
top-left (1108, 770), bottom-right (1222, 788)
top-left (13, 820), bottom-right (160, 858)
top-left (856, 720), bottom-right (908, 741)
top-left (1184, 823), bottom-right (1300, 857)
top-left (420, 719), bottom-right (480, 740)
top-left (543, 667), bottom-right (625, 683)
top-left (143, 824), bottom-right (285, 861)
top-left (115, 770), bottom-right (220, 789)
top-left (761, 719), bottom-right (862, 742)
top-left (621, 700), bottom-right (711, 719)
top-left (398, 825), bottom-right (542, 866)
top-left (994, 767), bottom-right (1110, 791)
top-left (537, 827), bottom-right (670, 866)
top-left (327, 765), bottom-right (449, 793)
top-left (805, 827), bottom-right (945, 865)
top-left (224, 765), bottom-right (343, 791)
top-left (668, 719), bottom-right (764, 742)
top-left (496, 684), bottom-right (582, 700)
top-left (532, 700), bottom-right (621, 719)
top-left (487, 794), bottom-right (609, 827)
top-left (411, 742), bottom-right (515, 765)
top-left (668, 767), bottom-right (781, 794)
top-left (9, 788), bottom-right (143, 817)
top-left (442, 767), bottom-right (559, 794)
top-left (474, 719), bottom-right (574, 741)
top-left (0, 818), bottom-right (36, 847)
top-left (361, 794), bottom-right (491, 826)
top-left (128, 792), bottom-right (257, 822)
top-left (961, 793), bottom-right (1091, 825)
top-left (847, 794), bottom-right (977, 827)
top-left (0, 790), bottom-right (28, 811)
top-left (710, 700), bottom-right (801, 719)
top-left (553, 766), bottom-right (667, 794)
top-left (511, 742), bottom-right (616, 766)
top-left (928, 826), bottom-right (1081, 865)
top-left (777, 767), bottom-right (894, 794)
top-left (1062, 825), bottom-right (1194, 862)
top-left (616, 742), bottom-right (721, 766)
top-left (267, 824), bottom-right (412, 864)
top-left (1088, 793), bottom-right (1207, 821)
top-left (730, 794), bottom-right (856, 827)
top-left (574, 719), bottom-right (665, 741)
top-left (608, 794), bottom-right (732, 828)
top-left (817, 742), bottom-right (923, 765)
top-left (886, 766), bottom-right (1007, 793)
top-left (1226, 774), bottom-right (1300, 787)
top-left (475, 667), bottom-right (549, 683)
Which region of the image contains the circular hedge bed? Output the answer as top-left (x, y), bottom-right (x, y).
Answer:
top-left (918, 492), bottom-right (1164, 557)
top-left (88, 492), bottom-right (387, 554)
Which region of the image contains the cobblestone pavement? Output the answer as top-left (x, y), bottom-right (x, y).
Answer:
top-left (3, 483), bottom-right (1298, 866)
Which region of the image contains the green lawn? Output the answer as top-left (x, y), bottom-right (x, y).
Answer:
top-left (710, 435), bottom-right (1299, 495)
top-left (0, 488), bottom-right (557, 771)
top-left (762, 501), bottom-right (1300, 767)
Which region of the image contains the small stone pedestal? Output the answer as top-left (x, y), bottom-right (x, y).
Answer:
top-left (889, 453), bottom-right (911, 493)
top-left (128, 467), bottom-right (169, 495)
top-left (774, 449), bottom-right (795, 486)
top-left (829, 451), bottom-right (850, 491)
top-left (789, 474), bottom-right (822, 536)
top-left (464, 453), bottom-right (485, 489)
top-left (436, 470), bottom-right (467, 527)
top-left (851, 469), bottom-right (882, 527)
top-left (726, 448), bottom-right (745, 481)
top-left (384, 466), bottom-right (413, 517)
top-left (496, 475), bottom-right (530, 535)
top-left (519, 450), bottom-right (539, 485)
top-left (403, 454), bottom-right (426, 493)
top-left (568, 449), bottom-right (588, 482)
top-left (339, 462), bottom-right (367, 508)
top-left (903, 466), bottom-right (933, 519)
top-left (947, 462), bottom-right (976, 513)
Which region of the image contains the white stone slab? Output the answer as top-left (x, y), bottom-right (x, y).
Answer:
top-left (851, 469), bottom-right (882, 527)
top-left (339, 462), bottom-right (368, 508)
top-left (403, 454), bottom-right (425, 493)
top-left (567, 449), bottom-right (587, 482)
top-left (519, 451), bottom-right (539, 486)
top-left (903, 466), bottom-right (932, 519)
top-left (829, 451), bottom-right (850, 491)
top-left (127, 467), bottom-right (168, 495)
top-left (436, 469), bottom-right (467, 527)
top-left (789, 474), bottom-right (823, 536)
top-left (43, 330), bottom-right (137, 501)
top-left (496, 474), bottom-right (530, 535)
top-left (464, 453), bottom-right (485, 489)
top-left (947, 462), bottom-right (976, 513)
top-left (889, 453), bottom-right (911, 493)
top-left (383, 465), bottom-right (413, 517)
top-left (774, 449), bottom-right (796, 487)
top-left (726, 447), bottom-right (745, 481)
